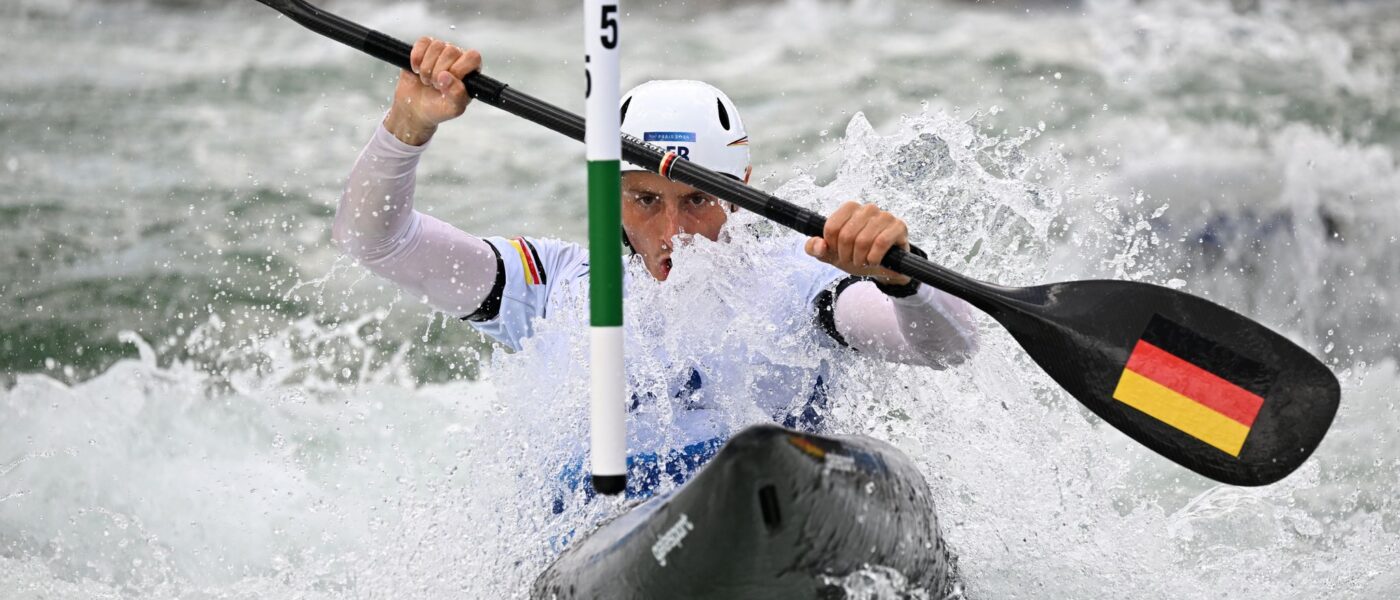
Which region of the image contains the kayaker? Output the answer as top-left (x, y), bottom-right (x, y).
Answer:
top-left (332, 37), bottom-right (980, 503)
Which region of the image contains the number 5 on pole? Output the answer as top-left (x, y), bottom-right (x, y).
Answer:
top-left (586, 0), bottom-right (627, 495)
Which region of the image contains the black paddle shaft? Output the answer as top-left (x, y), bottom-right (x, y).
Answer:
top-left (257, 0), bottom-right (992, 304)
top-left (254, 0), bottom-right (1339, 486)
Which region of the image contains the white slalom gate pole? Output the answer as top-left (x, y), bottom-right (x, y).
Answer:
top-left (585, 0), bottom-right (626, 495)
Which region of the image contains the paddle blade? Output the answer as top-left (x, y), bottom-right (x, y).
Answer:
top-left (992, 280), bottom-right (1339, 486)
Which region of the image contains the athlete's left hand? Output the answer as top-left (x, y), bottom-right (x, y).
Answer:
top-left (804, 201), bottom-right (913, 286)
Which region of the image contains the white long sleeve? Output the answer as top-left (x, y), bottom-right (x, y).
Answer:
top-left (332, 123), bottom-right (498, 317)
top-left (832, 281), bottom-right (979, 368)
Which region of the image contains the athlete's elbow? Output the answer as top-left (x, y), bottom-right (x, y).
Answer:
top-left (933, 299), bottom-right (982, 367)
top-left (330, 213), bottom-right (361, 259)
top-left (944, 325), bottom-right (980, 366)
top-left (330, 196), bottom-right (376, 261)
top-left (923, 323), bottom-right (979, 369)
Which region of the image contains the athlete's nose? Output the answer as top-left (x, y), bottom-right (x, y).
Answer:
top-left (661, 203), bottom-right (683, 243)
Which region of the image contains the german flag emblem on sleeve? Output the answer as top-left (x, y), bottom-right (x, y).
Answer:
top-left (1113, 315), bottom-right (1278, 457)
top-left (508, 237), bottom-right (547, 286)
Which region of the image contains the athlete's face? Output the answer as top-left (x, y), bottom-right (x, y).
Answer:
top-left (622, 171), bottom-right (735, 281)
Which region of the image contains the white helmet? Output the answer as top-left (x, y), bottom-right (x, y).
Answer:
top-left (620, 80), bottom-right (751, 183)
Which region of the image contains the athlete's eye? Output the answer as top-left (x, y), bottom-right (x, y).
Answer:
top-left (686, 195), bottom-right (712, 207)
top-left (632, 193), bottom-right (659, 207)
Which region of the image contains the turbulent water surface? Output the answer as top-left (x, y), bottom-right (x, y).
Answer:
top-left (2, 0), bottom-right (1398, 597)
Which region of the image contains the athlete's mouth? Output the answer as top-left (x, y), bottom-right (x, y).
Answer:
top-left (661, 257), bottom-right (673, 276)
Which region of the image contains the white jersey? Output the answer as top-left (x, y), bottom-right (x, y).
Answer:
top-left (467, 234), bottom-right (848, 446)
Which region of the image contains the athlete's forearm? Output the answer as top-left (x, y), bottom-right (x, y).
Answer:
top-left (383, 105), bottom-right (438, 147)
top-left (333, 121), bottom-right (423, 254)
top-left (332, 123), bottom-right (498, 316)
top-left (833, 282), bottom-right (979, 368)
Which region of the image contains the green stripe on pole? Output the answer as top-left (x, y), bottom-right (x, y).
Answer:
top-left (588, 159), bottom-right (623, 327)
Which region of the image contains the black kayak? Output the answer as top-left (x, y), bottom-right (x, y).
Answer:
top-left (533, 424), bottom-right (957, 599)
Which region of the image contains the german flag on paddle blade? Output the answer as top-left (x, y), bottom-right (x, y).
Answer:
top-left (1113, 315), bottom-right (1278, 457)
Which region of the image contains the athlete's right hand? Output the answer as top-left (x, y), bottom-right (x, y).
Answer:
top-left (384, 37), bottom-right (483, 146)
